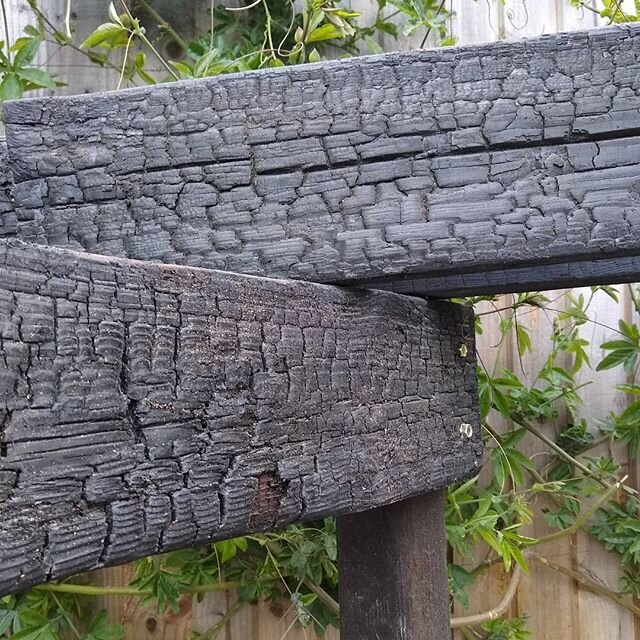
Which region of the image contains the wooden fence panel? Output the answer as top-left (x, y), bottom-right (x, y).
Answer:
top-left (573, 287), bottom-right (636, 640)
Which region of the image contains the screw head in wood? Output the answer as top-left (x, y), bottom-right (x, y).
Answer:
top-left (459, 423), bottom-right (474, 439)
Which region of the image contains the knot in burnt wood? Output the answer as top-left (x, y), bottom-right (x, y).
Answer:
top-left (249, 471), bottom-right (289, 530)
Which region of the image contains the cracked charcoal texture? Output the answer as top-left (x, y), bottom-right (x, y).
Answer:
top-left (0, 141), bottom-right (15, 239)
top-left (0, 239), bottom-right (480, 595)
top-left (4, 25), bottom-right (640, 296)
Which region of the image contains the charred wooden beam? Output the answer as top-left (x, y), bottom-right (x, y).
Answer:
top-left (0, 239), bottom-right (479, 595)
top-left (0, 141), bottom-right (15, 239)
top-left (4, 25), bottom-right (640, 296)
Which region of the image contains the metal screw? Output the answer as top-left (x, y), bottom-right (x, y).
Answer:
top-left (458, 343), bottom-right (468, 358)
top-left (459, 423), bottom-right (474, 439)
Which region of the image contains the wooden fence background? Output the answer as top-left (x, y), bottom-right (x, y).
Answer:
top-left (4, 0), bottom-right (640, 638)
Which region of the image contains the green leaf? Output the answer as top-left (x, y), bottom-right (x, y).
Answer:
top-left (11, 619), bottom-right (57, 640)
top-left (482, 616), bottom-right (533, 639)
top-left (169, 60), bottom-right (194, 77)
top-left (617, 383), bottom-right (640, 396)
top-left (11, 36), bottom-right (41, 67)
top-left (492, 386), bottom-right (512, 418)
top-left (501, 428), bottom-right (527, 448)
top-left (323, 533), bottom-right (337, 561)
top-left (516, 324), bottom-right (531, 356)
top-left (324, 8), bottom-right (360, 18)
top-left (17, 68), bottom-right (57, 88)
top-left (83, 610), bottom-right (125, 640)
top-left (307, 10), bottom-right (325, 34)
top-left (448, 563), bottom-right (474, 608)
top-left (130, 568), bottom-right (185, 614)
top-left (23, 25), bottom-right (42, 39)
top-left (619, 318), bottom-right (640, 341)
top-left (80, 23), bottom-right (128, 49)
top-left (597, 351), bottom-right (632, 372)
top-left (215, 537), bottom-right (247, 563)
top-left (507, 542), bottom-right (529, 571)
top-left (0, 73), bottom-right (23, 100)
top-left (0, 599), bottom-right (17, 636)
top-left (108, 2), bottom-right (124, 26)
top-left (299, 592), bottom-right (317, 607)
top-left (306, 23), bottom-right (344, 43)
top-left (308, 48), bottom-right (321, 63)
top-left (600, 339), bottom-right (636, 350)
top-left (137, 68), bottom-right (157, 85)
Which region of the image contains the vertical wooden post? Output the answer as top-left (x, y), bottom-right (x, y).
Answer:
top-left (337, 490), bottom-right (449, 640)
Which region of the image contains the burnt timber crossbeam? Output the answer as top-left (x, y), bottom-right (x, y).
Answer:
top-left (4, 25), bottom-right (640, 297)
top-left (0, 239), bottom-right (479, 597)
top-left (1, 22), bottom-right (640, 640)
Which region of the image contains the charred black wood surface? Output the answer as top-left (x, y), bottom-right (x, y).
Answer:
top-left (0, 239), bottom-right (479, 595)
top-left (4, 25), bottom-right (640, 295)
top-left (0, 141), bottom-right (15, 239)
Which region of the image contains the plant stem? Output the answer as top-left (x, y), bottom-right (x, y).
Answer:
top-left (574, 0), bottom-right (601, 15)
top-left (420, 0), bottom-right (447, 48)
top-left (264, 539), bottom-right (340, 615)
top-left (261, 0), bottom-right (275, 63)
top-left (44, 38), bottom-right (125, 74)
top-left (136, 0), bottom-right (188, 52)
top-left (468, 552), bottom-right (640, 638)
top-left (0, 0), bottom-right (12, 64)
top-left (450, 566), bottom-right (522, 628)
top-left (543, 433), bottom-right (613, 477)
top-left (628, 284), bottom-right (640, 317)
top-left (29, 2), bottom-right (124, 75)
top-left (458, 626), bottom-right (478, 640)
top-left (63, 0), bottom-right (72, 40)
top-left (139, 33), bottom-right (180, 79)
top-left (188, 581), bottom-right (246, 594)
top-left (214, 0), bottom-right (216, 49)
top-left (531, 554), bottom-right (640, 619)
top-left (118, 31), bottom-right (135, 90)
top-left (50, 592), bottom-right (82, 640)
top-left (513, 413), bottom-right (615, 490)
top-left (119, 0), bottom-right (179, 80)
top-left (303, 577), bottom-right (339, 616)
top-left (35, 580), bottom-right (244, 597)
top-left (532, 477), bottom-right (623, 547)
top-left (27, 2), bottom-right (71, 43)
top-left (469, 472), bottom-right (624, 576)
top-left (197, 601), bottom-right (246, 640)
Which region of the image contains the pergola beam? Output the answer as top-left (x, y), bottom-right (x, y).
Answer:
top-left (4, 25), bottom-right (640, 296)
top-left (0, 239), bottom-right (479, 595)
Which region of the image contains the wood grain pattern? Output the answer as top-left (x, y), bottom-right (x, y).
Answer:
top-left (0, 238), bottom-right (480, 596)
top-left (4, 25), bottom-right (640, 296)
top-left (337, 491), bottom-right (449, 640)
